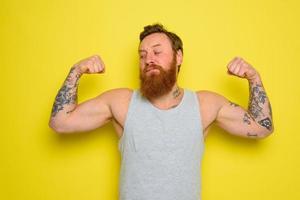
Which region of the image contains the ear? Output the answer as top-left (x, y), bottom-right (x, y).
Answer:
top-left (176, 49), bottom-right (183, 66)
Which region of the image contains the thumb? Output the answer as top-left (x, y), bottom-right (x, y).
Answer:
top-left (227, 70), bottom-right (233, 75)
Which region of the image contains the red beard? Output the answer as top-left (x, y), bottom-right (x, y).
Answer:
top-left (139, 57), bottom-right (177, 99)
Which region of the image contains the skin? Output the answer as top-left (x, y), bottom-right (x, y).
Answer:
top-left (49, 33), bottom-right (274, 140)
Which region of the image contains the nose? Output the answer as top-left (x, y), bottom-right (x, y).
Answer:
top-left (145, 53), bottom-right (155, 66)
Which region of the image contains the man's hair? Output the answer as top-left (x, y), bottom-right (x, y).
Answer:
top-left (139, 23), bottom-right (183, 73)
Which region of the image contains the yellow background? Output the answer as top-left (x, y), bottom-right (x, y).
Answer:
top-left (1, 0), bottom-right (299, 199)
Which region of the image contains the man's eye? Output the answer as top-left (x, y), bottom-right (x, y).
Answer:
top-left (140, 55), bottom-right (145, 59)
top-left (154, 52), bottom-right (161, 55)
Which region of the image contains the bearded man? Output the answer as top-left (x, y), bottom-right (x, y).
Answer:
top-left (49, 23), bottom-right (274, 200)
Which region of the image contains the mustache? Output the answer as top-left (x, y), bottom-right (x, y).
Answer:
top-left (144, 64), bottom-right (163, 73)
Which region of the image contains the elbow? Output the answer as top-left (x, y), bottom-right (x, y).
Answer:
top-left (48, 119), bottom-right (71, 134)
top-left (259, 126), bottom-right (274, 139)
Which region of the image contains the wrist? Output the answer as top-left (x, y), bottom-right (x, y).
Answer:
top-left (70, 65), bottom-right (83, 77)
top-left (248, 72), bottom-right (261, 84)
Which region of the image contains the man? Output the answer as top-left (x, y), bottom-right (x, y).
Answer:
top-left (49, 24), bottom-right (273, 200)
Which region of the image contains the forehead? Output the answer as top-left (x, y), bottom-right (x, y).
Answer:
top-left (139, 33), bottom-right (172, 51)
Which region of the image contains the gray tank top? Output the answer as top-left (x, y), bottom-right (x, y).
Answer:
top-left (118, 88), bottom-right (205, 200)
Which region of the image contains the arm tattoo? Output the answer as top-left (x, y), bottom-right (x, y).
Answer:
top-left (248, 81), bottom-right (273, 131)
top-left (258, 117), bottom-right (272, 131)
top-left (51, 67), bottom-right (81, 117)
top-left (243, 113), bottom-right (252, 125)
top-left (248, 83), bottom-right (265, 119)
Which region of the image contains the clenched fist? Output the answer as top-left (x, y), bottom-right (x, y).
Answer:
top-left (73, 55), bottom-right (105, 74)
top-left (227, 57), bottom-right (259, 81)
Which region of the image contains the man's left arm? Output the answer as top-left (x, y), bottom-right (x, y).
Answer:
top-left (214, 57), bottom-right (274, 139)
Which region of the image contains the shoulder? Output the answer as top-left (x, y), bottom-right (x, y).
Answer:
top-left (195, 90), bottom-right (231, 130)
top-left (195, 90), bottom-right (229, 112)
top-left (104, 88), bottom-right (135, 109)
top-left (97, 88), bottom-right (133, 100)
top-left (89, 88), bottom-right (133, 107)
top-left (196, 90), bottom-right (227, 103)
top-left (103, 88), bottom-right (134, 126)
top-left (103, 87), bottom-right (133, 94)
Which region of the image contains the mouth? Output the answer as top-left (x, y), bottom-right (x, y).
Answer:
top-left (145, 66), bottom-right (159, 73)
top-left (145, 69), bottom-right (160, 76)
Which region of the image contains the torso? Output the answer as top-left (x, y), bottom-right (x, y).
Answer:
top-left (110, 88), bottom-right (214, 140)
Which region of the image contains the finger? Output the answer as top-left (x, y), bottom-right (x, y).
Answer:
top-left (92, 55), bottom-right (100, 65)
top-left (227, 57), bottom-right (238, 70)
top-left (233, 64), bottom-right (240, 74)
top-left (232, 57), bottom-right (242, 70)
top-left (93, 61), bottom-right (99, 73)
top-left (93, 55), bottom-right (100, 60)
top-left (240, 62), bottom-right (248, 76)
top-left (229, 57), bottom-right (241, 71)
top-left (87, 61), bottom-right (95, 73)
top-left (91, 58), bottom-right (100, 72)
top-left (236, 64), bottom-right (245, 77)
top-left (92, 56), bottom-right (100, 73)
top-left (240, 58), bottom-right (249, 66)
top-left (99, 58), bottom-right (105, 73)
top-left (87, 66), bottom-right (93, 73)
top-left (228, 60), bottom-right (237, 73)
top-left (228, 57), bottom-right (239, 66)
top-left (234, 58), bottom-right (246, 74)
top-left (237, 65), bottom-right (246, 77)
top-left (227, 70), bottom-right (233, 75)
top-left (92, 55), bottom-right (104, 72)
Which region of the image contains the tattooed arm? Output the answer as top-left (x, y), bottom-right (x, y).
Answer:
top-left (198, 57), bottom-right (273, 139)
top-left (49, 55), bottom-right (113, 133)
top-left (215, 77), bottom-right (273, 139)
top-left (246, 75), bottom-right (273, 135)
top-left (50, 66), bottom-right (81, 119)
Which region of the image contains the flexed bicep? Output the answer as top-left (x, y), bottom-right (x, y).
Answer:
top-left (64, 93), bottom-right (113, 133)
top-left (215, 100), bottom-right (266, 139)
top-left (51, 91), bottom-right (113, 134)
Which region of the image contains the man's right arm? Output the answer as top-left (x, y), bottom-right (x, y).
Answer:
top-left (49, 55), bottom-right (112, 133)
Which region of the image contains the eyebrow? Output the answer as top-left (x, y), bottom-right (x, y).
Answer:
top-left (138, 44), bottom-right (162, 53)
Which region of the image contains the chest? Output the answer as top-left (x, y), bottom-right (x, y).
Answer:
top-left (111, 93), bottom-right (212, 139)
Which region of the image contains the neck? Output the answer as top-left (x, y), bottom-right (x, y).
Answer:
top-left (148, 84), bottom-right (183, 108)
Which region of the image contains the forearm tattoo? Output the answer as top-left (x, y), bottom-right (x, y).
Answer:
top-left (243, 113), bottom-right (252, 125)
top-left (51, 67), bottom-right (81, 117)
top-left (248, 82), bottom-right (273, 131)
top-left (258, 117), bottom-right (272, 131)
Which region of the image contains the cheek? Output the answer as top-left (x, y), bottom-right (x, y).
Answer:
top-left (139, 63), bottom-right (145, 72)
top-left (161, 58), bottom-right (173, 68)
top-left (139, 57), bottom-right (146, 64)
top-left (162, 53), bottom-right (173, 63)
top-left (139, 61), bottom-right (145, 69)
top-left (138, 59), bottom-right (144, 67)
